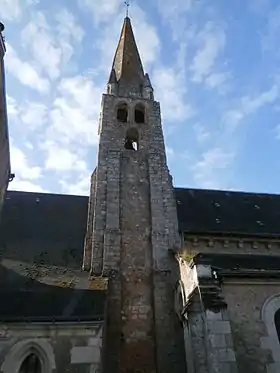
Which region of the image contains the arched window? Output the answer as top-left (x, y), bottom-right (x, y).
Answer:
top-left (117, 103), bottom-right (128, 123)
top-left (261, 294), bottom-right (280, 367)
top-left (124, 127), bottom-right (139, 151)
top-left (19, 353), bottom-right (42, 373)
top-left (134, 104), bottom-right (145, 124)
top-left (275, 308), bottom-right (280, 343)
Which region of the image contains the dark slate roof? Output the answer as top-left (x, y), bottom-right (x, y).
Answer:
top-left (175, 187), bottom-right (280, 237)
top-left (0, 191), bottom-right (107, 323)
top-left (1, 187), bottom-right (280, 271)
top-left (0, 190), bottom-right (88, 268)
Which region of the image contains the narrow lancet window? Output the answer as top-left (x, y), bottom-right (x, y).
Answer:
top-left (124, 127), bottom-right (139, 151)
top-left (274, 308), bottom-right (280, 343)
top-left (135, 104), bottom-right (145, 124)
top-left (117, 104), bottom-right (128, 122)
top-left (20, 353), bottom-right (42, 373)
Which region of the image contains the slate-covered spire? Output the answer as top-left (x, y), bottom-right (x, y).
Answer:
top-left (109, 16), bottom-right (145, 98)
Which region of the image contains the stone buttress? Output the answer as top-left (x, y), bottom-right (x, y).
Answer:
top-left (83, 16), bottom-right (186, 373)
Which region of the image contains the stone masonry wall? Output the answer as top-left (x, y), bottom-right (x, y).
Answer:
top-left (86, 94), bottom-right (186, 373)
top-left (0, 56), bottom-right (10, 220)
top-left (83, 169), bottom-right (96, 270)
top-left (118, 151), bottom-right (156, 373)
top-left (0, 323), bottom-right (103, 373)
top-left (148, 101), bottom-right (186, 373)
top-left (223, 280), bottom-right (280, 373)
top-left (182, 235), bottom-right (280, 257)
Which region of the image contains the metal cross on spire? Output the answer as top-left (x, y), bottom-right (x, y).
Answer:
top-left (124, 1), bottom-right (130, 17)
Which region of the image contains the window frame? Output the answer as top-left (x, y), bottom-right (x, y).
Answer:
top-left (260, 294), bottom-right (280, 371)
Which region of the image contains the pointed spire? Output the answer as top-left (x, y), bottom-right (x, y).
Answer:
top-left (110, 17), bottom-right (145, 97)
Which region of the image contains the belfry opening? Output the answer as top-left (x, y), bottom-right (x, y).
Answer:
top-left (124, 127), bottom-right (139, 151)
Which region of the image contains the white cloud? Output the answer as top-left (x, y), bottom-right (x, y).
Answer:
top-left (222, 85), bottom-right (278, 134)
top-left (242, 85), bottom-right (278, 114)
top-left (46, 75), bottom-right (101, 146)
top-left (10, 144), bottom-right (42, 181)
top-left (205, 72), bottom-right (230, 89)
top-left (78, 0), bottom-right (121, 25)
top-left (9, 180), bottom-right (46, 193)
top-left (222, 109), bottom-right (245, 133)
top-left (190, 22), bottom-right (226, 83)
top-left (21, 102), bottom-right (48, 130)
top-left (153, 67), bottom-right (193, 122)
top-left (21, 14), bottom-right (62, 80)
top-left (60, 172), bottom-right (90, 196)
top-left (193, 123), bottom-right (211, 144)
top-left (0, 0), bottom-right (37, 21)
top-left (44, 142), bottom-right (88, 172)
top-left (5, 43), bottom-right (50, 93)
top-left (20, 10), bottom-right (84, 80)
top-left (156, 0), bottom-right (195, 40)
top-left (191, 147), bottom-right (235, 189)
top-left (6, 95), bottom-right (18, 116)
top-left (55, 8), bottom-right (85, 43)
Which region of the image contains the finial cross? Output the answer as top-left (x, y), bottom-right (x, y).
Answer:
top-left (124, 1), bottom-right (130, 17)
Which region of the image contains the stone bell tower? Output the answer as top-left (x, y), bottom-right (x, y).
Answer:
top-left (83, 16), bottom-right (186, 373)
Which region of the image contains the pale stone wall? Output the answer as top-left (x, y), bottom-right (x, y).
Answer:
top-left (177, 260), bottom-right (238, 373)
top-left (0, 323), bottom-right (103, 373)
top-left (223, 281), bottom-right (280, 373)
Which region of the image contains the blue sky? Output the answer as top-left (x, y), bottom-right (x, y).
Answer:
top-left (2, 0), bottom-right (280, 195)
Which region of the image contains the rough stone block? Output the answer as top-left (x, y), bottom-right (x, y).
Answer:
top-left (206, 310), bottom-right (223, 321)
top-left (71, 346), bottom-right (101, 364)
top-left (216, 348), bottom-right (236, 362)
top-left (207, 321), bottom-right (231, 334)
top-left (88, 338), bottom-right (102, 347)
top-left (209, 334), bottom-right (226, 348)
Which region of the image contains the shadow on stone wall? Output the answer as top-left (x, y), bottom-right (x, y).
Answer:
top-left (0, 261), bottom-right (106, 322)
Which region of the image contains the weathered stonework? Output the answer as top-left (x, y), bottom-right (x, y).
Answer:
top-left (176, 258), bottom-right (239, 373)
top-left (0, 323), bottom-right (103, 373)
top-left (181, 234), bottom-right (280, 257)
top-left (84, 92), bottom-right (185, 373)
top-left (83, 17), bottom-right (185, 373)
top-left (0, 25), bottom-right (10, 221)
top-left (224, 280), bottom-right (280, 373)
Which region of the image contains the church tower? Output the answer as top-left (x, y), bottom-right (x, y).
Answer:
top-left (83, 16), bottom-right (186, 373)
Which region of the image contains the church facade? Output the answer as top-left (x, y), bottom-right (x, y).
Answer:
top-left (0, 15), bottom-right (280, 373)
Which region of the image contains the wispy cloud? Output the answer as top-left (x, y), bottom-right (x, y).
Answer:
top-left (190, 22), bottom-right (226, 84)
top-left (9, 142), bottom-right (42, 183)
top-left (21, 102), bottom-right (48, 130)
top-left (4, 0), bottom-right (280, 195)
top-left (78, 0), bottom-right (121, 25)
top-left (47, 76), bottom-right (101, 146)
top-left (153, 67), bottom-right (194, 122)
top-left (0, 0), bottom-right (37, 22)
top-left (6, 43), bottom-right (50, 93)
top-left (190, 147), bottom-right (235, 189)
